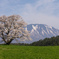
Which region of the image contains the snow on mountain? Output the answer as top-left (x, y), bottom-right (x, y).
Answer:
top-left (26, 24), bottom-right (59, 43)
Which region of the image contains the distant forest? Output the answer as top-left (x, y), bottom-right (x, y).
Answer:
top-left (30, 36), bottom-right (59, 46)
top-left (16, 36), bottom-right (59, 46)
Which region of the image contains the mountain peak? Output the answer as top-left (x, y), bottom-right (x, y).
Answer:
top-left (26, 24), bottom-right (59, 43)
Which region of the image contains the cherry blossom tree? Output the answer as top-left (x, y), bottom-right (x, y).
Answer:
top-left (0, 15), bottom-right (31, 45)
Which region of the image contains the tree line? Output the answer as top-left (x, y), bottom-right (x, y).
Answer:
top-left (14, 36), bottom-right (59, 46)
top-left (30, 36), bottom-right (59, 46)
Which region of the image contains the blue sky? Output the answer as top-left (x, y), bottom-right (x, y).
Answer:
top-left (0, 0), bottom-right (59, 29)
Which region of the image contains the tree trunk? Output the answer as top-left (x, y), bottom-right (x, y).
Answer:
top-left (6, 39), bottom-right (14, 45)
top-left (3, 39), bottom-right (14, 45)
top-left (6, 42), bottom-right (11, 45)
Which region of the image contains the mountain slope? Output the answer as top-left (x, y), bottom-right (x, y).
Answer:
top-left (26, 24), bottom-right (59, 43)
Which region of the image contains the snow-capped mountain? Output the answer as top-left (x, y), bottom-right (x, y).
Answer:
top-left (26, 24), bottom-right (59, 43)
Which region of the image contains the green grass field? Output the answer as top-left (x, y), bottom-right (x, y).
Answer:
top-left (0, 45), bottom-right (59, 59)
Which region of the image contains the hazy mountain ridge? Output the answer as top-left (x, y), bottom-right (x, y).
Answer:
top-left (26, 24), bottom-right (59, 43)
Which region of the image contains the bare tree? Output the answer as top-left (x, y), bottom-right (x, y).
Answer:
top-left (0, 15), bottom-right (31, 45)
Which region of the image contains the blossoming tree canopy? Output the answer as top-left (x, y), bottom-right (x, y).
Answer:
top-left (0, 15), bottom-right (31, 45)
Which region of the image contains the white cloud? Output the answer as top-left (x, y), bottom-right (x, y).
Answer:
top-left (21, 0), bottom-right (59, 29)
top-left (35, 0), bottom-right (55, 8)
top-left (0, 0), bottom-right (59, 29)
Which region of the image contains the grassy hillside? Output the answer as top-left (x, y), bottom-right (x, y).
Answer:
top-left (0, 45), bottom-right (59, 59)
